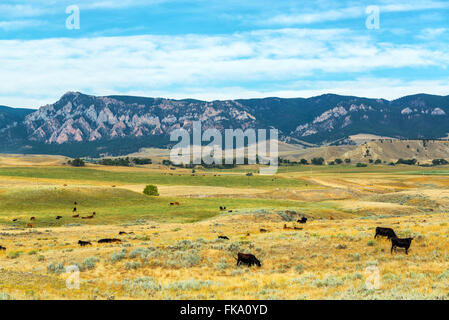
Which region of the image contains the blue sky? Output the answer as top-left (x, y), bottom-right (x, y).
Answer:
top-left (0, 0), bottom-right (448, 108)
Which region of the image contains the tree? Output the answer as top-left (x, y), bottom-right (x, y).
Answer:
top-left (143, 184), bottom-right (159, 196)
top-left (300, 159), bottom-right (308, 165)
top-left (432, 159), bottom-right (449, 166)
top-left (311, 157), bottom-right (325, 165)
top-left (334, 158), bottom-right (343, 164)
top-left (68, 158), bottom-right (85, 167)
top-left (356, 163), bottom-right (367, 167)
top-left (344, 158), bottom-right (351, 164)
top-left (374, 159), bottom-right (382, 164)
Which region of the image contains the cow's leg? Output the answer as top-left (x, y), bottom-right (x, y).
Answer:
top-left (405, 247), bottom-right (408, 255)
top-left (374, 233), bottom-right (377, 239)
top-left (391, 244), bottom-right (394, 254)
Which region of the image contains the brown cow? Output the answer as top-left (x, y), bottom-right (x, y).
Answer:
top-left (27, 223), bottom-right (34, 228)
top-left (72, 214), bottom-right (79, 218)
top-left (236, 253), bottom-right (261, 267)
top-left (30, 217), bottom-right (35, 221)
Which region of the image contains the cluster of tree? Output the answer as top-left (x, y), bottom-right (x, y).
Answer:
top-left (432, 159), bottom-right (449, 166)
top-left (67, 158), bottom-right (85, 167)
top-left (97, 157), bottom-right (152, 166)
top-left (396, 158), bottom-right (417, 165)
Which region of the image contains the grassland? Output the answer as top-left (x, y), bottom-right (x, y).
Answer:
top-left (1, 156), bottom-right (449, 300)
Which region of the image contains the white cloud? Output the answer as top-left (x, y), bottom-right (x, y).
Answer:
top-left (0, 29), bottom-right (448, 107)
top-left (262, 1), bottom-right (449, 26)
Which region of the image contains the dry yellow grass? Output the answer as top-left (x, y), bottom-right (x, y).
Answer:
top-left (1, 158), bottom-right (449, 300)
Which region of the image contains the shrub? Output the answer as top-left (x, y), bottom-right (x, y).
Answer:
top-left (7, 251), bottom-right (22, 259)
top-left (356, 163), bottom-right (367, 167)
top-left (344, 158), bottom-right (351, 163)
top-left (47, 262), bottom-right (65, 274)
top-left (143, 184), bottom-right (159, 196)
top-left (125, 261), bottom-right (142, 270)
top-left (334, 158), bottom-right (343, 164)
top-left (83, 256), bottom-right (100, 270)
top-left (110, 249), bottom-right (128, 263)
top-left (129, 247), bottom-right (151, 260)
top-left (294, 264), bottom-right (305, 274)
top-left (0, 293), bottom-right (12, 300)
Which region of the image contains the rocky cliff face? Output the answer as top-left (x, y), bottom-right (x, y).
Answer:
top-left (24, 92), bottom-right (258, 144)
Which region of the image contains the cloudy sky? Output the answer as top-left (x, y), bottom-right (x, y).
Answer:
top-left (1, 0), bottom-right (448, 108)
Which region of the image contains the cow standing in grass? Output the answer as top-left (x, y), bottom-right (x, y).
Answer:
top-left (236, 253), bottom-right (261, 267)
top-left (374, 227), bottom-right (397, 239)
top-left (391, 237), bottom-right (414, 255)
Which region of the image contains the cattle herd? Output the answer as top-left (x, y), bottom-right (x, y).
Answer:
top-left (0, 202), bottom-right (415, 268)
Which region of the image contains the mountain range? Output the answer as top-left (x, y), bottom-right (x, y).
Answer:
top-left (1, 91), bottom-right (449, 157)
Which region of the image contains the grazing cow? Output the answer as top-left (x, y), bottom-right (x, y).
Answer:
top-left (118, 231), bottom-right (133, 235)
top-left (0, 246), bottom-right (6, 251)
top-left (374, 227), bottom-right (397, 239)
top-left (81, 215), bottom-right (94, 219)
top-left (228, 210), bottom-right (233, 213)
top-left (297, 217), bottom-right (307, 224)
top-left (391, 237), bottom-right (414, 255)
top-left (72, 214), bottom-right (79, 218)
top-left (218, 235), bottom-right (229, 240)
top-left (174, 202), bottom-right (180, 206)
top-left (30, 217), bottom-right (35, 221)
top-left (236, 253), bottom-right (261, 267)
top-left (294, 226), bottom-right (303, 230)
top-left (92, 212), bottom-right (96, 216)
top-left (27, 223), bottom-right (34, 228)
top-left (12, 219), bottom-right (18, 222)
top-left (170, 202), bottom-right (175, 206)
top-left (219, 206), bottom-right (223, 210)
top-left (56, 216), bottom-right (62, 220)
top-left (98, 238), bottom-right (122, 244)
top-left (78, 240), bottom-right (92, 247)
top-left (259, 228), bottom-right (268, 232)
top-left (283, 224), bottom-right (293, 230)
top-left (73, 207), bottom-right (77, 212)
top-left (74, 201), bottom-right (77, 205)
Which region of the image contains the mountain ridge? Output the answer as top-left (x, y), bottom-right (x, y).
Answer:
top-left (1, 91), bottom-right (449, 157)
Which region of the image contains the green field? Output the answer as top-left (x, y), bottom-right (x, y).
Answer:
top-left (0, 167), bottom-right (309, 188)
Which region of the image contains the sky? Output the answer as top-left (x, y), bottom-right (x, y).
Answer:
top-left (0, 0), bottom-right (448, 108)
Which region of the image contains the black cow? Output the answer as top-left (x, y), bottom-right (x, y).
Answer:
top-left (236, 253), bottom-right (261, 267)
top-left (56, 216), bottom-right (63, 220)
top-left (98, 238), bottom-right (122, 244)
top-left (78, 240), bottom-right (92, 247)
top-left (391, 237), bottom-right (413, 255)
top-left (0, 246), bottom-right (6, 251)
top-left (119, 231), bottom-right (134, 235)
top-left (73, 207), bottom-right (77, 212)
top-left (218, 235), bottom-right (229, 240)
top-left (374, 227), bottom-right (397, 239)
top-left (297, 217), bottom-right (307, 224)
